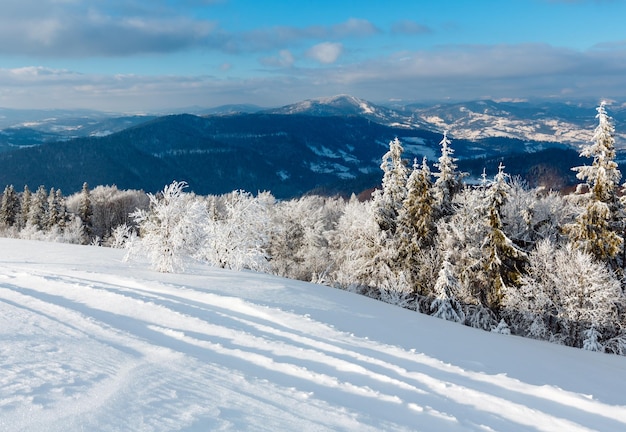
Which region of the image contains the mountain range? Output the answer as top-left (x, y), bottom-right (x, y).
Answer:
top-left (0, 95), bottom-right (622, 198)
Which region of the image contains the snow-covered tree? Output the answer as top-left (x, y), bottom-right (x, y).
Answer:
top-left (127, 181), bottom-right (205, 273)
top-left (433, 131), bottom-right (465, 219)
top-left (199, 190), bottom-right (274, 272)
top-left (269, 195), bottom-right (342, 283)
top-left (481, 163), bottom-right (528, 312)
top-left (0, 185), bottom-right (20, 229)
top-left (566, 102), bottom-right (623, 265)
top-left (504, 240), bottom-right (622, 347)
top-left (583, 326), bottom-right (603, 352)
top-left (501, 177), bottom-right (577, 249)
top-left (491, 319), bottom-right (511, 335)
top-left (18, 185), bottom-right (31, 229)
top-left (430, 255), bottom-right (465, 323)
top-left (397, 157), bottom-right (436, 249)
top-left (372, 137), bottom-right (408, 233)
top-left (78, 182), bottom-right (94, 244)
top-left (331, 195), bottom-right (378, 292)
top-left (28, 185), bottom-right (48, 231)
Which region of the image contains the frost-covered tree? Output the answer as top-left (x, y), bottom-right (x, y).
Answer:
top-left (566, 102), bottom-right (623, 265)
top-left (430, 255), bottom-right (465, 323)
top-left (504, 240), bottom-right (622, 348)
top-left (583, 326), bottom-right (603, 352)
top-left (78, 182), bottom-right (94, 244)
top-left (481, 163), bottom-right (527, 312)
top-left (46, 188), bottom-right (60, 229)
top-left (0, 185), bottom-right (20, 228)
top-left (397, 157), bottom-right (436, 249)
top-left (331, 195), bottom-right (379, 293)
top-left (18, 185), bottom-right (31, 229)
top-left (269, 195), bottom-right (342, 283)
top-left (501, 177), bottom-right (577, 249)
top-left (372, 137), bottom-right (408, 233)
top-left (331, 195), bottom-right (413, 307)
top-left (199, 190), bottom-right (274, 272)
top-left (28, 185), bottom-right (48, 231)
top-left (433, 131), bottom-right (465, 219)
top-left (127, 181), bottom-right (205, 273)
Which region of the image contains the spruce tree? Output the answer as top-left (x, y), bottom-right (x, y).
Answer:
top-left (372, 137), bottom-right (408, 234)
top-left (19, 185), bottom-right (32, 229)
top-left (433, 131), bottom-right (466, 219)
top-left (481, 163), bottom-right (527, 313)
top-left (0, 185), bottom-right (20, 228)
top-left (566, 102), bottom-right (623, 265)
top-left (28, 185), bottom-right (48, 231)
top-left (398, 157), bottom-right (436, 247)
top-left (78, 182), bottom-right (94, 243)
top-left (430, 254), bottom-right (465, 323)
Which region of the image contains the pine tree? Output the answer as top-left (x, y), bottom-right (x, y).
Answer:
top-left (78, 182), bottom-right (94, 244)
top-left (433, 131), bottom-right (466, 219)
top-left (396, 158), bottom-right (437, 297)
top-left (55, 189), bottom-right (69, 230)
top-left (46, 187), bottom-right (60, 230)
top-left (398, 157), bottom-right (436, 248)
top-left (481, 163), bottom-right (527, 313)
top-left (0, 185), bottom-right (20, 228)
top-left (430, 255), bottom-right (465, 323)
top-left (372, 137), bottom-right (408, 234)
top-left (566, 102), bottom-right (623, 265)
top-left (28, 185), bottom-right (48, 231)
top-left (583, 326), bottom-right (603, 352)
top-left (19, 185), bottom-right (31, 229)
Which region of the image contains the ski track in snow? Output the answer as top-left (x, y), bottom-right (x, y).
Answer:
top-left (1, 239), bottom-right (626, 431)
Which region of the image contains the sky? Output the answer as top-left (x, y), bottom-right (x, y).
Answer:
top-left (0, 0), bottom-right (626, 112)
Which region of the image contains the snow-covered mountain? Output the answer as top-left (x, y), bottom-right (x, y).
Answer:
top-left (1, 237), bottom-right (625, 431)
top-left (265, 94), bottom-right (430, 129)
top-left (0, 108), bottom-right (155, 151)
top-left (1, 95), bottom-right (623, 196)
top-left (406, 99), bottom-right (626, 149)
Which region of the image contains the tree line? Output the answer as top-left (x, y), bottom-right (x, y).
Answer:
top-left (1, 102), bottom-right (625, 355)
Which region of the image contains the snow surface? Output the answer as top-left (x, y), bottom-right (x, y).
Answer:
top-left (1, 238), bottom-right (625, 431)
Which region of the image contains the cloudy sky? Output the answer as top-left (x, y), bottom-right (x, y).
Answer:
top-left (1, 0), bottom-right (625, 111)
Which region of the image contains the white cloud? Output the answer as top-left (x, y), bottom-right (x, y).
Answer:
top-left (306, 42), bottom-right (343, 64)
top-left (260, 49), bottom-right (295, 68)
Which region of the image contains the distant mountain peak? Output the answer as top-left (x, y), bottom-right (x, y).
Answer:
top-left (265, 94), bottom-right (426, 129)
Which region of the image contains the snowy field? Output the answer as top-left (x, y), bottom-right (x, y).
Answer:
top-left (1, 238), bottom-right (625, 431)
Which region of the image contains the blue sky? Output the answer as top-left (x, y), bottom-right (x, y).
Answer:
top-left (0, 0), bottom-right (625, 111)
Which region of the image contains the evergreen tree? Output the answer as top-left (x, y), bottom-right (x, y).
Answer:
top-left (78, 182), bottom-right (94, 244)
top-left (0, 185), bottom-right (20, 228)
top-left (55, 189), bottom-right (69, 230)
top-left (398, 157), bottom-right (436, 248)
top-left (430, 254), bottom-right (465, 323)
top-left (433, 131), bottom-right (465, 219)
top-left (28, 185), bottom-right (48, 231)
top-left (396, 158), bottom-right (437, 297)
top-left (566, 102), bottom-right (623, 265)
top-left (481, 163), bottom-right (528, 312)
top-left (46, 187), bottom-right (60, 230)
top-left (372, 137), bottom-right (408, 234)
top-left (19, 185), bottom-right (31, 229)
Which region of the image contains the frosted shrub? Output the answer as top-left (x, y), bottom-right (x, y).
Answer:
top-left (127, 181), bottom-right (205, 273)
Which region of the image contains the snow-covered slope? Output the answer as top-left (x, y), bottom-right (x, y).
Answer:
top-left (409, 100), bottom-right (626, 148)
top-left (1, 238), bottom-right (625, 431)
top-left (266, 94), bottom-right (430, 129)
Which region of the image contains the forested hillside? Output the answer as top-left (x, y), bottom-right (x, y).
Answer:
top-left (0, 110), bottom-right (573, 198)
top-left (1, 102), bottom-right (625, 355)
